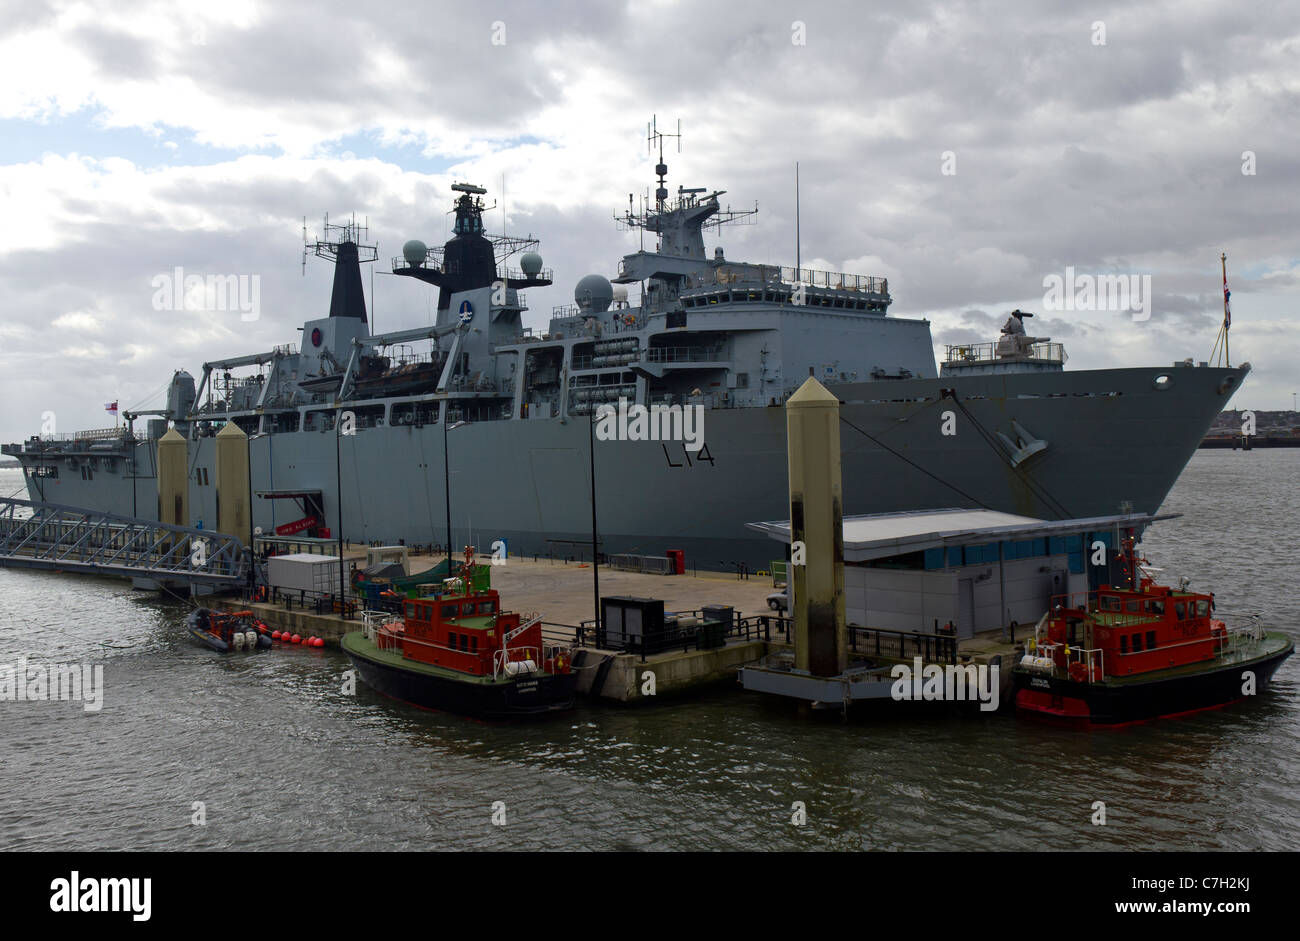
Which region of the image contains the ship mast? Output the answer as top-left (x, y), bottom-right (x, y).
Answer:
top-left (302, 213), bottom-right (379, 325)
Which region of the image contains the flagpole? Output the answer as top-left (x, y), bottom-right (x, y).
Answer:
top-left (1221, 253), bottom-right (1230, 368)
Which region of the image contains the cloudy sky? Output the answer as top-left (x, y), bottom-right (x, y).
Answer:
top-left (0, 0), bottom-right (1297, 444)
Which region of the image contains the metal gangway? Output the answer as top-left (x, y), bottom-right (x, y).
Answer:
top-left (0, 497), bottom-right (247, 586)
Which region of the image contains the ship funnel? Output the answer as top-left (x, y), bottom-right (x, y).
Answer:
top-left (328, 240), bottom-right (368, 322)
top-left (304, 214), bottom-right (377, 323)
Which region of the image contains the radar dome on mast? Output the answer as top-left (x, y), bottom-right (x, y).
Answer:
top-left (575, 274), bottom-right (614, 312)
top-left (520, 251), bottom-right (544, 278)
top-left (402, 240), bottom-right (428, 268)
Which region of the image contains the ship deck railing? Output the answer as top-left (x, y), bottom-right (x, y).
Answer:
top-left (7, 427), bottom-right (132, 450)
top-left (944, 341), bottom-right (1066, 365)
top-left (362, 609), bottom-right (404, 640)
top-left (683, 264), bottom-right (887, 295)
top-left (645, 346), bottom-right (725, 364)
top-left (1026, 640), bottom-right (1105, 683)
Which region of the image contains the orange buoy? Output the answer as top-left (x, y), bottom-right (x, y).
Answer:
top-left (271, 630), bottom-right (282, 640)
top-left (291, 634), bottom-right (302, 644)
top-left (313, 637), bottom-right (325, 647)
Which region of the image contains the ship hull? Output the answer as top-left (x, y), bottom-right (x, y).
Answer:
top-left (341, 632), bottom-right (576, 720)
top-left (1013, 635), bottom-right (1293, 725)
top-left (10, 364), bottom-right (1246, 571)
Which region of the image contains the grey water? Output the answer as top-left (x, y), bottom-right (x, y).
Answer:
top-left (0, 453), bottom-right (1296, 851)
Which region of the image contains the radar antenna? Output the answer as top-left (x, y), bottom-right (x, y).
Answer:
top-left (302, 212), bottom-right (378, 275)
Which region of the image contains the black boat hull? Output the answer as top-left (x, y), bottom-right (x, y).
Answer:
top-left (343, 638), bottom-right (577, 721)
top-left (1013, 640), bottom-right (1293, 725)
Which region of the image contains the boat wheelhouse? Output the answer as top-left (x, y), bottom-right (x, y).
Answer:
top-left (1014, 535), bottom-right (1292, 724)
top-left (341, 560), bottom-right (576, 719)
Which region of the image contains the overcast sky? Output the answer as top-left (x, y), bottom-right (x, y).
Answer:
top-left (0, 0), bottom-right (1296, 444)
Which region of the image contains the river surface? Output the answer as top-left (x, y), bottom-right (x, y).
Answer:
top-left (0, 453), bottom-right (1296, 851)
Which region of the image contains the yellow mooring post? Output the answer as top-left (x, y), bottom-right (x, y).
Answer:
top-left (785, 377), bottom-right (847, 676)
top-left (157, 428), bottom-right (189, 555)
top-left (215, 421), bottom-right (250, 542)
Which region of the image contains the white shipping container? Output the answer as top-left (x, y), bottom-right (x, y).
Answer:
top-left (267, 554), bottom-right (346, 595)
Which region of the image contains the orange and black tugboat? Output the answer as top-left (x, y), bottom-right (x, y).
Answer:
top-left (1014, 534), bottom-right (1293, 725)
top-left (341, 549), bottom-right (577, 720)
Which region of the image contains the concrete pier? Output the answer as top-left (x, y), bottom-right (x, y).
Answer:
top-left (216, 556), bottom-right (785, 701)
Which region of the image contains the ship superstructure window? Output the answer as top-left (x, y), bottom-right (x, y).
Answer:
top-left (1146, 630), bottom-right (1157, 649)
top-left (1175, 602), bottom-right (1187, 619)
top-left (441, 604), bottom-right (457, 619)
top-left (1196, 600), bottom-right (1209, 617)
top-left (470, 636), bottom-right (478, 653)
top-left (1132, 633), bottom-right (1143, 652)
top-left (1120, 636), bottom-right (1129, 654)
top-left (476, 601), bottom-right (494, 614)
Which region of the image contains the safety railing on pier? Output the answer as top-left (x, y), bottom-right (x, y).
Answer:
top-left (259, 584), bottom-right (360, 620)
top-left (606, 554), bottom-right (675, 575)
top-left (846, 625), bottom-right (958, 665)
top-left (569, 610), bottom-right (790, 660)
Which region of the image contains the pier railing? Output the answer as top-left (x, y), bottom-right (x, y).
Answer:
top-left (264, 585), bottom-right (360, 620)
top-left (846, 625), bottom-right (957, 665)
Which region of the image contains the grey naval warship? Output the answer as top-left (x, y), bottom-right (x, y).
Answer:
top-left (4, 159), bottom-right (1249, 572)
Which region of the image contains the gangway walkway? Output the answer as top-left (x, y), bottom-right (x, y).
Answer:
top-left (0, 497), bottom-right (247, 586)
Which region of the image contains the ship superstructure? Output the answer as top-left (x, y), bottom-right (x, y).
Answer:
top-left (4, 138), bottom-right (1250, 571)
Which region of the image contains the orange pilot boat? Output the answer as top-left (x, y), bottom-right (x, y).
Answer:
top-left (341, 548), bottom-right (576, 720)
top-left (1013, 533), bottom-right (1292, 725)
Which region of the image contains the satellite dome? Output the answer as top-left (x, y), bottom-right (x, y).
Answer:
top-left (520, 251), bottom-right (543, 277)
top-left (402, 239), bottom-right (428, 268)
top-left (575, 274), bottom-right (614, 312)
top-left (611, 284), bottom-right (628, 305)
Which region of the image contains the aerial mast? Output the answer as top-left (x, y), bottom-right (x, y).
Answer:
top-left (647, 115), bottom-right (681, 215)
